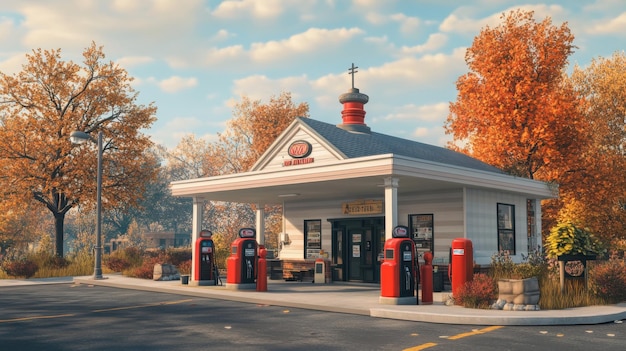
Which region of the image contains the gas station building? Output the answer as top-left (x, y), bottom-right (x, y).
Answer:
top-left (170, 83), bottom-right (556, 286)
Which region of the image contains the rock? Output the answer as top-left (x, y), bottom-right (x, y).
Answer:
top-left (153, 263), bottom-right (180, 281)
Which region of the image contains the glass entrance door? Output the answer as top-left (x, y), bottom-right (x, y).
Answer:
top-left (331, 217), bottom-right (383, 283)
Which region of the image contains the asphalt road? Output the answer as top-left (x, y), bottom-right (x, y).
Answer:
top-left (0, 283), bottom-right (624, 351)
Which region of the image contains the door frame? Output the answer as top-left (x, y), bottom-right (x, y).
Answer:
top-left (329, 217), bottom-right (384, 283)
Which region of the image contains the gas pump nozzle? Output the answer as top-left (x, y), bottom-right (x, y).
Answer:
top-left (246, 259), bottom-right (253, 279)
top-left (404, 266), bottom-right (411, 291)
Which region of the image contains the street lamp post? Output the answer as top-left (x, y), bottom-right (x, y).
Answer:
top-left (70, 130), bottom-right (104, 279)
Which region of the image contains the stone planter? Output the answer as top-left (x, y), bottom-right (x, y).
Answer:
top-left (496, 277), bottom-right (540, 308)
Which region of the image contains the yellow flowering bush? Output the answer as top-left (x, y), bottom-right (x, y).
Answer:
top-left (546, 222), bottom-right (605, 258)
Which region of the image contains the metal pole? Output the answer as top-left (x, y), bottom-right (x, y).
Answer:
top-left (94, 130), bottom-right (103, 279)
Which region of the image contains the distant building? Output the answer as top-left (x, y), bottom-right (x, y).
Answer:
top-left (144, 231), bottom-right (191, 250)
top-left (106, 232), bottom-right (190, 253)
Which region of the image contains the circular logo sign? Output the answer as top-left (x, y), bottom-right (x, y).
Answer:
top-left (199, 229), bottom-right (213, 238)
top-left (287, 140), bottom-right (312, 158)
top-left (392, 225), bottom-right (410, 238)
top-left (239, 228), bottom-right (256, 238)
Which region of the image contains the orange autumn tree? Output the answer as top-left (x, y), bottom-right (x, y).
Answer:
top-left (218, 92), bottom-right (309, 172)
top-left (0, 43), bottom-right (157, 257)
top-left (445, 10), bottom-right (589, 233)
top-left (566, 52), bottom-right (626, 241)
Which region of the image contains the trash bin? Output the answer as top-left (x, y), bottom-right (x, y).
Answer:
top-left (181, 275), bottom-right (189, 285)
top-left (433, 270), bottom-right (443, 292)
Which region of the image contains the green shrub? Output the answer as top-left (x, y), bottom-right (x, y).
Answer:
top-left (454, 273), bottom-right (497, 309)
top-left (590, 257), bottom-right (626, 303)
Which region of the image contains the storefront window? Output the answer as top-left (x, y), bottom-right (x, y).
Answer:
top-left (497, 203), bottom-right (515, 254)
top-left (409, 214), bottom-right (434, 253)
top-left (304, 220), bottom-right (322, 259)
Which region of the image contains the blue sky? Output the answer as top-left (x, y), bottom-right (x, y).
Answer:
top-left (0, 0), bottom-right (624, 149)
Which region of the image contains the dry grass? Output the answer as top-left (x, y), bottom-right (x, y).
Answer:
top-left (538, 274), bottom-right (607, 309)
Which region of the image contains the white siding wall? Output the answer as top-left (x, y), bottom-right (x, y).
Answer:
top-left (397, 190), bottom-right (464, 264)
top-left (278, 199), bottom-right (346, 260)
top-left (277, 188), bottom-right (532, 265)
top-left (465, 188), bottom-right (529, 264)
top-left (278, 189), bottom-right (466, 265)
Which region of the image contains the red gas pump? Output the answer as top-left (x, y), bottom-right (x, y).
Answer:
top-left (193, 229), bottom-right (216, 285)
top-left (226, 228), bottom-right (257, 288)
top-left (380, 225), bottom-right (416, 304)
top-left (450, 238), bottom-right (473, 296)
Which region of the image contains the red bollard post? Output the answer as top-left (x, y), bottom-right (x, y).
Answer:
top-left (256, 246), bottom-right (267, 292)
top-left (420, 252), bottom-right (433, 304)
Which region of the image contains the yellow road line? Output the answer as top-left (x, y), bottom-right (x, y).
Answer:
top-left (403, 325), bottom-right (504, 350)
top-left (0, 313), bottom-right (76, 323)
top-left (92, 299), bottom-right (193, 313)
top-left (403, 342), bottom-right (438, 351)
top-left (447, 325), bottom-right (504, 340)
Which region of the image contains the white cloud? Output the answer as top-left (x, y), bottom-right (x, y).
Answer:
top-left (587, 12), bottom-right (626, 35)
top-left (212, 0), bottom-right (310, 19)
top-left (211, 29), bottom-right (234, 42)
top-left (116, 56), bottom-right (154, 68)
top-left (16, 0), bottom-right (204, 60)
top-left (157, 76), bottom-right (199, 93)
top-left (151, 115), bottom-right (218, 149)
top-left (0, 16), bottom-right (17, 42)
top-left (413, 127), bottom-right (430, 138)
top-left (200, 45), bottom-right (246, 66)
top-left (232, 74), bottom-right (312, 102)
top-left (0, 53), bottom-right (27, 75)
top-left (390, 13), bottom-right (420, 35)
top-left (439, 4), bottom-right (566, 34)
top-left (250, 27), bottom-right (364, 62)
top-left (384, 102), bottom-right (449, 122)
top-left (365, 12), bottom-right (387, 25)
top-left (400, 33), bottom-right (448, 55)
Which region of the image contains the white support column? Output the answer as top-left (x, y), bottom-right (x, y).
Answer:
top-left (190, 197), bottom-right (204, 283)
top-left (256, 204), bottom-right (265, 246)
top-left (533, 200), bottom-right (542, 252)
top-left (384, 177), bottom-right (399, 240)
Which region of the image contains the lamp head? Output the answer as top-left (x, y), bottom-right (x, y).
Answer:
top-left (70, 131), bottom-right (91, 144)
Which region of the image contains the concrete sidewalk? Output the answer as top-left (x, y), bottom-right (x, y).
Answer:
top-left (66, 275), bottom-right (626, 326)
top-left (3, 275), bottom-right (625, 326)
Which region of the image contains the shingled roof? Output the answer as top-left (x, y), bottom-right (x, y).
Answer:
top-left (298, 117), bottom-right (505, 174)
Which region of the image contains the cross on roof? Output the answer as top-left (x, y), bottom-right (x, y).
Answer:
top-left (348, 63), bottom-right (358, 89)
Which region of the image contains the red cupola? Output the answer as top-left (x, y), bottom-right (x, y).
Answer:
top-left (337, 63), bottom-right (370, 134)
